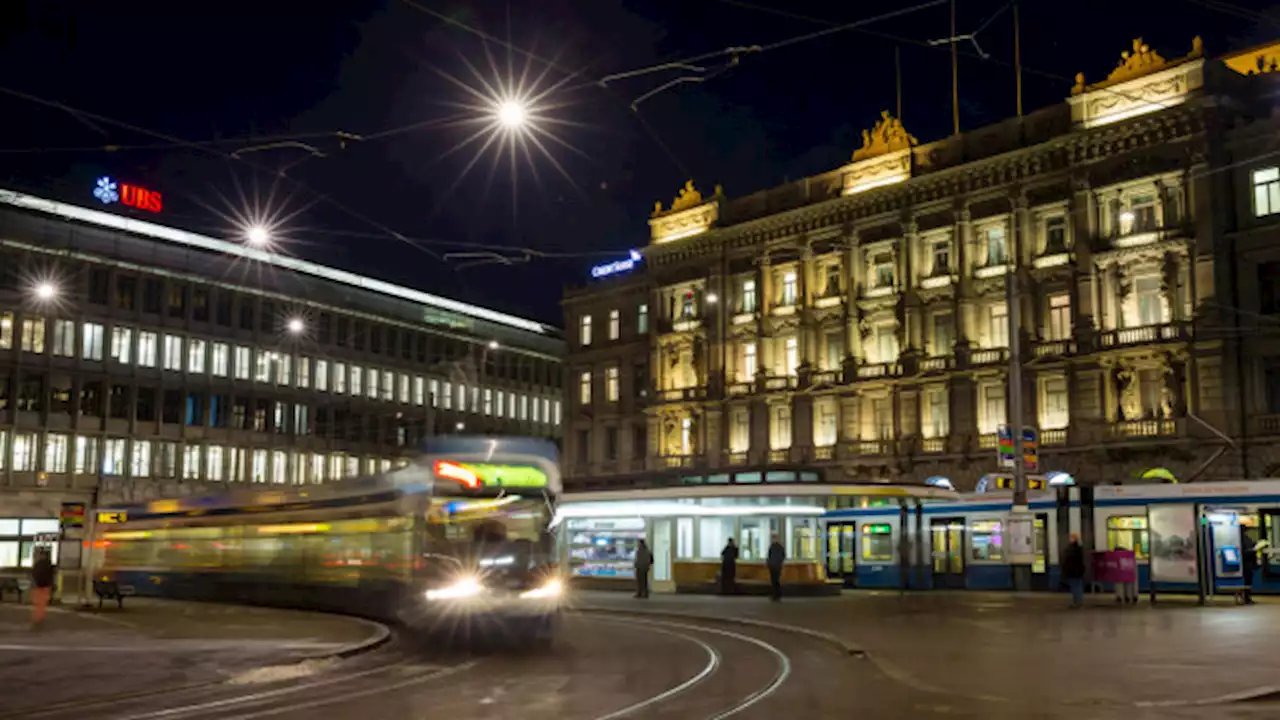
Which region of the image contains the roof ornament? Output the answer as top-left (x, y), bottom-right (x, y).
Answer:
top-left (852, 110), bottom-right (917, 162)
top-left (652, 180), bottom-right (720, 217)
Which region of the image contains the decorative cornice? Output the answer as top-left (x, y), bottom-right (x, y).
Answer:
top-left (852, 111), bottom-right (918, 162)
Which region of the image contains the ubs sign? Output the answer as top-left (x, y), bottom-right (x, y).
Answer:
top-left (93, 176), bottom-right (163, 213)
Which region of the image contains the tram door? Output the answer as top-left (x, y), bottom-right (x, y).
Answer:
top-left (1031, 514), bottom-right (1050, 590)
top-left (930, 518), bottom-right (966, 588)
top-left (825, 522), bottom-right (856, 586)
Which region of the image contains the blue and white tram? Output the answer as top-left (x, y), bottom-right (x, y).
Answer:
top-left (822, 479), bottom-right (1280, 595)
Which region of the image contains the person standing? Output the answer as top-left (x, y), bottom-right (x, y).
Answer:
top-left (633, 539), bottom-right (654, 599)
top-left (720, 538), bottom-right (739, 595)
top-left (766, 534), bottom-right (786, 602)
top-left (1241, 535), bottom-right (1258, 605)
top-left (30, 547), bottom-right (55, 629)
top-left (1062, 534), bottom-right (1086, 609)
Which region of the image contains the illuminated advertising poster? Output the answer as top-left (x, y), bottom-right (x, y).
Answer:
top-left (1148, 504), bottom-right (1199, 583)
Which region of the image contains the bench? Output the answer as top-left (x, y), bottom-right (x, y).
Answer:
top-left (94, 579), bottom-right (125, 609)
top-left (0, 577), bottom-right (23, 602)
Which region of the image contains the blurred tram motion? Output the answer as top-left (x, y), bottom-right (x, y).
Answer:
top-left (93, 437), bottom-right (564, 646)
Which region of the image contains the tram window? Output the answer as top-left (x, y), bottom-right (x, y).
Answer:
top-left (1106, 516), bottom-right (1150, 559)
top-left (1264, 512), bottom-right (1280, 574)
top-left (788, 517), bottom-right (818, 560)
top-left (861, 524), bottom-right (894, 562)
top-left (970, 520), bottom-right (1004, 561)
top-left (0, 542), bottom-right (17, 567)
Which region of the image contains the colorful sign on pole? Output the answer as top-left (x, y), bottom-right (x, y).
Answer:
top-left (997, 425), bottom-right (1015, 468)
top-left (1022, 426), bottom-right (1039, 474)
top-left (59, 502), bottom-right (86, 529)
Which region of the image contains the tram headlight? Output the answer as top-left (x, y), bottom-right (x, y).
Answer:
top-left (520, 578), bottom-right (562, 600)
top-left (425, 576), bottom-right (483, 601)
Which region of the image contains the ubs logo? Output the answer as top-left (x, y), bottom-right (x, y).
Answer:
top-left (94, 176), bottom-right (163, 213)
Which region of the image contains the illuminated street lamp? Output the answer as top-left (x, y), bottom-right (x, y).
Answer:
top-left (455, 421), bottom-right (466, 432)
top-left (32, 281), bottom-right (58, 302)
top-left (286, 317), bottom-right (305, 335)
top-left (487, 340), bottom-right (500, 350)
top-left (706, 293), bottom-right (719, 305)
top-left (496, 100), bottom-right (528, 129)
top-left (246, 226), bottom-right (272, 247)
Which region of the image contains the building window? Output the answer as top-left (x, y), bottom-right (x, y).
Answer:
top-left (110, 326), bottom-right (132, 365)
top-left (979, 383), bottom-right (1006, 434)
top-left (441, 380), bottom-right (451, 409)
top-left (871, 397), bottom-right (893, 440)
top-left (988, 303), bottom-right (1008, 348)
top-left (1254, 167), bottom-right (1280, 218)
top-left (428, 378), bottom-right (439, 408)
top-left (770, 406), bottom-right (791, 450)
top-left (254, 352), bottom-right (271, 383)
top-left (362, 368), bottom-right (375, 399)
top-left (637, 304), bottom-right (649, 334)
top-left (1136, 275), bottom-right (1164, 326)
top-left (932, 240), bottom-right (951, 276)
top-left (295, 357), bottom-right (310, 389)
top-left (381, 370), bottom-right (394, 401)
top-left (1041, 375), bottom-right (1069, 430)
top-left (873, 254), bottom-right (895, 288)
top-left (741, 279), bottom-right (757, 313)
top-left (207, 445), bottom-right (224, 482)
top-left (781, 272), bottom-right (798, 306)
top-left (52, 319), bottom-right (75, 357)
top-left (823, 264), bottom-right (841, 297)
top-left (21, 317), bottom-right (45, 354)
top-left (130, 440), bottom-right (150, 478)
top-left (771, 340), bottom-right (794, 381)
top-left (608, 309), bottom-right (620, 340)
top-left (81, 323), bottom-right (105, 361)
top-left (231, 346), bottom-right (248, 379)
top-left (252, 449), bottom-right (268, 484)
top-left (44, 433), bottom-right (68, 474)
top-left (606, 366), bottom-right (620, 402)
top-left (1121, 193), bottom-right (1157, 235)
top-left (187, 339), bottom-right (206, 374)
top-left (932, 312), bottom-right (954, 357)
top-left (181, 445), bottom-right (201, 480)
top-left (335, 362), bottom-right (348, 394)
top-left (824, 332), bottom-right (842, 371)
top-left (925, 387), bottom-right (949, 439)
top-left (163, 335), bottom-right (183, 371)
top-left (1047, 293), bottom-right (1071, 341)
top-left (73, 436), bottom-right (98, 475)
top-left (1045, 215), bottom-right (1067, 253)
top-left (985, 227), bottom-right (1007, 266)
top-left (413, 376), bottom-right (425, 406)
top-left (816, 403), bottom-right (838, 446)
top-left (229, 448), bottom-right (246, 482)
top-left (553, 400), bottom-right (562, 425)
top-left (482, 388), bottom-right (493, 415)
top-left (134, 331), bottom-right (155, 368)
top-left (579, 371), bottom-right (592, 405)
top-left (315, 360), bottom-right (329, 392)
top-left (742, 342), bottom-right (757, 382)
top-left (680, 417), bottom-right (694, 454)
top-left (874, 324), bottom-right (897, 364)
top-left (579, 315), bottom-right (593, 346)
top-left (729, 408), bottom-right (750, 453)
top-left (0, 312), bottom-right (11, 350)
top-left (398, 374), bottom-right (409, 404)
top-left (102, 438), bottom-right (126, 476)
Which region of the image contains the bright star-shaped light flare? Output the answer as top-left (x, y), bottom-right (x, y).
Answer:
top-left (497, 100), bottom-right (528, 129)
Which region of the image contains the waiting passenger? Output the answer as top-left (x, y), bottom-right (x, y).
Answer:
top-left (766, 534), bottom-right (786, 602)
top-left (1242, 536), bottom-right (1258, 605)
top-left (1063, 534), bottom-right (1086, 609)
top-left (720, 539), bottom-right (738, 596)
top-left (633, 539), bottom-right (653, 599)
top-left (30, 548), bottom-right (55, 630)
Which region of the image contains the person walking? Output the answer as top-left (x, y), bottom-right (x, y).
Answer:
top-left (30, 547), bottom-right (55, 629)
top-left (766, 534), bottom-right (786, 602)
top-left (633, 539), bottom-right (654, 599)
top-left (1062, 534), bottom-right (1086, 609)
top-left (720, 538), bottom-right (739, 595)
top-left (1241, 535), bottom-right (1258, 605)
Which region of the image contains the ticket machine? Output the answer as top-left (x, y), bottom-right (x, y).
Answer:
top-left (1205, 509), bottom-right (1244, 584)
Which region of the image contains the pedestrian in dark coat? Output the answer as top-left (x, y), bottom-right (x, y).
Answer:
top-left (766, 534), bottom-right (786, 601)
top-left (1241, 535), bottom-right (1258, 605)
top-left (634, 539), bottom-right (654, 599)
top-left (1062, 534), bottom-right (1086, 609)
top-left (720, 539), bottom-right (738, 595)
top-left (30, 547), bottom-right (55, 629)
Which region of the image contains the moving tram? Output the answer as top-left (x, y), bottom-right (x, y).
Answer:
top-left (94, 437), bottom-right (564, 643)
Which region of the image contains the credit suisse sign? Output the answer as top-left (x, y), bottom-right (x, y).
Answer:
top-left (93, 176), bottom-right (163, 213)
top-left (591, 249), bottom-right (642, 279)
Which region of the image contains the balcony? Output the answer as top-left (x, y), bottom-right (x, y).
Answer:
top-left (856, 362), bottom-right (901, 379)
top-left (656, 387), bottom-right (707, 403)
top-left (771, 304), bottom-right (798, 317)
top-left (732, 312), bottom-right (757, 326)
top-left (922, 437), bottom-right (946, 454)
top-left (978, 433), bottom-right (998, 449)
top-left (662, 454), bottom-right (696, 468)
top-left (768, 449), bottom-right (788, 463)
top-left (841, 439), bottom-right (892, 458)
top-left (671, 317), bottom-right (703, 333)
top-left (727, 451), bottom-right (749, 465)
top-left (970, 348), bottom-right (1008, 365)
top-left (1254, 414), bottom-right (1280, 435)
top-left (727, 382), bottom-right (753, 397)
top-left (1099, 323), bottom-right (1186, 349)
top-left (1109, 419), bottom-right (1180, 439)
top-left (814, 295), bottom-right (843, 309)
top-left (813, 445), bottom-right (836, 461)
top-left (920, 274), bottom-right (954, 290)
top-left (974, 263), bottom-right (1010, 279)
top-left (765, 375), bottom-right (798, 391)
top-left (865, 285), bottom-right (895, 299)
top-left (920, 356), bottom-right (953, 372)
top-left (1032, 252), bottom-right (1070, 269)
top-left (811, 369), bottom-right (840, 386)
top-left (1034, 340), bottom-right (1076, 358)
top-left (1040, 428), bottom-right (1067, 446)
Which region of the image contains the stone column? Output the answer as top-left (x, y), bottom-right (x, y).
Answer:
top-left (799, 243), bottom-right (815, 369)
top-left (791, 393), bottom-right (814, 462)
top-left (953, 202), bottom-right (973, 356)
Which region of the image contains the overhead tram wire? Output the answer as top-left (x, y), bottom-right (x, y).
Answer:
top-left (0, 85), bottom-right (444, 260)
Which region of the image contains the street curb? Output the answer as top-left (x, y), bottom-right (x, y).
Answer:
top-left (572, 605), bottom-right (867, 657)
top-left (316, 616), bottom-right (393, 660)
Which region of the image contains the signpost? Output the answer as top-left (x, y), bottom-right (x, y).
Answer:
top-left (1022, 426), bottom-right (1039, 474)
top-left (997, 425), bottom-right (1015, 468)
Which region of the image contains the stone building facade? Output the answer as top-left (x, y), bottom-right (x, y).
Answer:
top-left (563, 36), bottom-right (1280, 491)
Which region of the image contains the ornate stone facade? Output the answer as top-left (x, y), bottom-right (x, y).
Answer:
top-left (563, 38), bottom-right (1280, 490)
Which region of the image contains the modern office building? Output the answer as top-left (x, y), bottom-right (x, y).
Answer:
top-left (562, 36), bottom-right (1280, 495)
top-left (0, 184), bottom-right (564, 568)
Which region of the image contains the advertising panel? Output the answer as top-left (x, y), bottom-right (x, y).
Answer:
top-left (1148, 504), bottom-right (1199, 583)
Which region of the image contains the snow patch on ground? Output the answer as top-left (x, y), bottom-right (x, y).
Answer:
top-left (225, 657), bottom-right (338, 685)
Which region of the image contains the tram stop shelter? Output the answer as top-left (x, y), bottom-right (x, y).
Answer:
top-left (555, 467), bottom-right (954, 595)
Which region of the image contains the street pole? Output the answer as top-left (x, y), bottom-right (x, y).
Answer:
top-left (1008, 266), bottom-right (1032, 591)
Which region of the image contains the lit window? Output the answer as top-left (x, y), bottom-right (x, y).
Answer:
top-left (1047, 294), bottom-right (1071, 341)
top-left (44, 433), bottom-right (68, 474)
top-left (81, 323), bottom-right (105, 361)
top-left (315, 360), bottom-right (329, 392)
top-left (233, 345), bottom-right (250, 379)
top-left (429, 378), bottom-right (439, 408)
top-left (251, 449), bottom-right (268, 483)
top-left (637, 304), bottom-right (649, 334)
top-left (609, 309), bottom-right (620, 340)
top-left (507, 391), bottom-right (516, 418)
top-left (254, 351), bottom-right (271, 382)
top-left (781, 272), bottom-right (797, 305)
top-left (873, 254), bottom-right (895, 288)
top-left (988, 303), bottom-right (1008, 348)
top-left (606, 366), bottom-right (619, 402)
top-left (311, 453), bottom-right (325, 484)
top-left (206, 445), bottom-right (225, 481)
top-left (785, 337), bottom-right (799, 377)
top-left (398, 374), bottom-right (409, 404)
top-left (496, 390), bottom-right (506, 417)
top-left (742, 343), bottom-right (757, 381)
top-left (1136, 275), bottom-right (1165, 326)
top-left (187, 339), bottom-right (206, 374)
top-left (297, 357), bottom-right (311, 388)
top-left (457, 383), bottom-right (467, 412)
top-left (11, 433), bottom-right (36, 471)
top-left (229, 448), bottom-right (246, 482)
top-left (542, 398), bottom-right (551, 424)
top-left (520, 394), bottom-right (529, 420)
top-left (73, 436), bottom-right (98, 475)
top-left (101, 438), bottom-right (126, 476)
top-left (580, 315), bottom-right (593, 346)
top-left (985, 227), bottom-right (1007, 266)
top-left (382, 370), bottom-right (394, 401)
top-left (350, 366), bottom-right (363, 396)
top-left (131, 440), bottom-right (150, 478)
top-left (1041, 376), bottom-right (1069, 430)
top-left (553, 400), bottom-right (562, 425)
top-left (441, 381), bottom-right (452, 409)
top-left (277, 355), bottom-right (291, 385)
top-left (741, 280), bottom-right (757, 313)
top-left (0, 311), bottom-right (11, 350)
top-left (979, 384), bottom-right (1006, 434)
top-left (52, 319), bottom-right (75, 357)
top-left (483, 388), bottom-right (493, 415)
top-left (163, 335), bottom-right (183, 371)
top-left (272, 450), bottom-right (287, 484)
top-left (21, 317), bottom-right (45, 354)
top-left (925, 388), bottom-right (949, 439)
top-left (1254, 167), bottom-right (1280, 218)
top-left (111, 327), bottom-right (134, 365)
top-left (366, 367), bottom-right (379, 399)
top-left (1121, 193), bottom-right (1157, 234)
top-left (211, 343), bottom-right (229, 376)
top-left (579, 371), bottom-right (592, 405)
top-left (334, 362), bottom-right (347, 394)
top-left (971, 520), bottom-right (1004, 561)
top-left (413, 376), bottom-right (425, 406)
top-left (182, 445), bottom-right (202, 480)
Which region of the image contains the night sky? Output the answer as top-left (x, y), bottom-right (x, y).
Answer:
top-left (0, 1), bottom-right (1275, 326)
